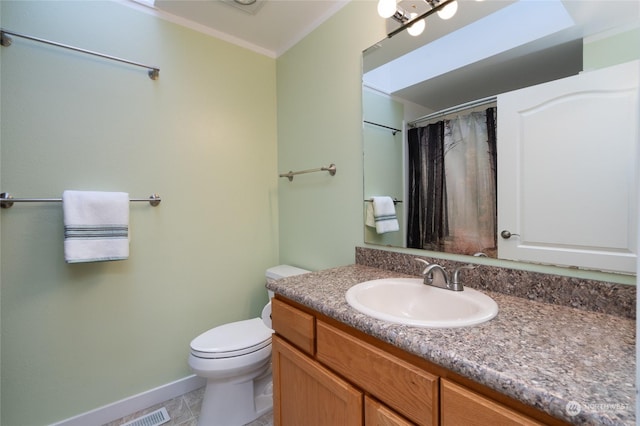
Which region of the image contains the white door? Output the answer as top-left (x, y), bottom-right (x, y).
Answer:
top-left (497, 60), bottom-right (639, 274)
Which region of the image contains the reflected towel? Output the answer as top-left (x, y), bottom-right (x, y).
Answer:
top-left (62, 190), bottom-right (130, 263)
top-left (365, 202), bottom-right (376, 228)
top-left (371, 196), bottom-right (399, 234)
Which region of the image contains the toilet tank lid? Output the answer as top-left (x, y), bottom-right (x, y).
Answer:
top-left (266, 265), bottom-right (310, 280)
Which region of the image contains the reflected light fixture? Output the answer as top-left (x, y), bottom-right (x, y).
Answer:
top-left (407, 13), bottom-right (426, 36)
top-left (377, 0), bottom-right (461, 37)
top-left (433, 0), bottom-right (458, 19)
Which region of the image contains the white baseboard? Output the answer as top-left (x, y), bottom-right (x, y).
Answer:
top-left (50, 375), bottom-right (206, 426)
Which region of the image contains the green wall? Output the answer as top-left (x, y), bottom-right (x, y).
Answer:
top-left (363, 89), bottom-right (405, 248)
top-left (276, 1), bottom-right (386, 270)
top-left (584, 26), bottom-right (640, 70)
top-left (0, 1), bottom-right (278, 424)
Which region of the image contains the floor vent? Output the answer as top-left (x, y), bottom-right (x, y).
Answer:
top-left (121, 407), bottom-right (170, 426)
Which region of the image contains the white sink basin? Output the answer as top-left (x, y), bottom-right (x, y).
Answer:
top-left (346, 278), bottom-right (498, 328)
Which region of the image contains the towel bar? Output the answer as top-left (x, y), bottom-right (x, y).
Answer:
top-left (364, 121), bottom-right (402, 135)
top-left (279, 164), bottom-right (336, 182)
top-left (0, 28), bottom-right (160, 80)
top-left (364, 198), bottom-right (402, 204)
top-left (0, 192), bottom-right (161, 209)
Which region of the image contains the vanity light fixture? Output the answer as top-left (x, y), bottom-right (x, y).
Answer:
top-left (378, 0), bottom-right (460, 37)
top-left (377, 0), bottom-right (397, 18)
top-left (429, 0), bottom-right (458, 20)
top-left (407, 13), bottom-right (426, 36)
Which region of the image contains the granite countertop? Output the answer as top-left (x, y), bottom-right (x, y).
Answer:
top-left (266, 264), bottom-right (636, 426)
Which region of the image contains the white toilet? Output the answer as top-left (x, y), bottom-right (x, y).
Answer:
top-left (188, 265), bottom-right (310, 426)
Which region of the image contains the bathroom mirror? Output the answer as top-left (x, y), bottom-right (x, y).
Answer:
top-left (362, 0), bottom-right (639, 269)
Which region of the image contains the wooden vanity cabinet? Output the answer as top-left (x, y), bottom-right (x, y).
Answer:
top-left (271, 297), bottom-right (565, 426)
top-left (272, 336), bottom-right (363, 425)
top-left (316, 321), bottom-right (438, 425)
top-left (365, 396), bottom-right (415, 426)
top-left (441, 379), bottom-right (544, 426)
top-left (271, 296), bottom-right (315, 355)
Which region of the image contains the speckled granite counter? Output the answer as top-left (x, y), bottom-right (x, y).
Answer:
top-left (266, 264), bottom-right (636, 426)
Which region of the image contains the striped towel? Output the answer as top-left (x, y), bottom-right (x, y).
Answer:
top-left (372, 196), bottom-right (399, 234)
top-left (62, 190), bottom-right (130, 263)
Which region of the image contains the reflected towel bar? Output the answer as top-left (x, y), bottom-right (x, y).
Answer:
top-left (0, 192), bottom-right (162, 209)
top-left (365, 198), bottom-right (402, 204)
top-left (364, 121), bottom-right (402, 135)
top-left (279, 164), bottom-right (336, 182)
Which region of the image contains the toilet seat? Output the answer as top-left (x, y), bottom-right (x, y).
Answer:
top-left (190, 318), bottom-right (273, 359)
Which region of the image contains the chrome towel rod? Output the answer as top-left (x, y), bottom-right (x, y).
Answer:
top-left (0, 28), bottom-right (160, 80)
top-left (0, 193), bottom-right (161, 209)
top-left (364, 121), bottom-right (402, 135)
top-left (279, 164), bottom-right (336, 182)
top-left (365, 198), bottom-right (402, 204)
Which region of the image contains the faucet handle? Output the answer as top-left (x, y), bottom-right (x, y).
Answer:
top-left (451, 264), bottom-right (475, 287)
top-left (452, 253), bottom-right (488, 285)
top-left (414, 258), bottom-right (430, 275)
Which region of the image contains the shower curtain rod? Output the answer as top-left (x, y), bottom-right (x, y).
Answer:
top-left (0, 28), bottom-right (160, 80)
top-left (408, 96), bottom-right (497, 128)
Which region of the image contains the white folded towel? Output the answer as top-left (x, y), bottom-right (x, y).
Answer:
top-left (365, 202), bottom-right (376, 228)
top-left (62, 190), bottom-right (130, 263)
top-left (371, 196), bottom-right (399, 234)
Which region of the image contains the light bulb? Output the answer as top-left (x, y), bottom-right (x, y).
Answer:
top-left (407, 14), bottom-right (425, 36)
top-left (437, 0), bottom-right (458, 19)
top-left (377, 0), bottom-right (397, 18)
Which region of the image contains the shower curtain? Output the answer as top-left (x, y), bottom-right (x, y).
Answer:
top-left (407, 107), bottom-right (497, 255)
top-left (407, 121), bottom-right (448, 250)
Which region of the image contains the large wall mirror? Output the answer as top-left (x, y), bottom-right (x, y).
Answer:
top-left (363, 0), bottom-right (639, 273)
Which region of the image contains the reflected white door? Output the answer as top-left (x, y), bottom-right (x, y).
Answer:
top-left (498, 60), bottom-right (639, 274)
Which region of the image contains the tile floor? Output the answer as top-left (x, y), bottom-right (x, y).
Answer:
top-left (103, 386), bottom-right (273, 426)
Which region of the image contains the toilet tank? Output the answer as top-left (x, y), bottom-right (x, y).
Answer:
top-left (266, 265), bottom-right (310, 298)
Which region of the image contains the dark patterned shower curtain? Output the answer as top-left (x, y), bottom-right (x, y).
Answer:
top-left (407, 121), bottom-right (448, 250)
top-left (407, 107), bottom-right (497, 255)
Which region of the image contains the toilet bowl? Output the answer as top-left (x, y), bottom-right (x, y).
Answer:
top-left (188, 265), bottom-right (309, 426)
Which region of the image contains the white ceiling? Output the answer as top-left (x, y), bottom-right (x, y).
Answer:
top-left (127, 0), bottom-right (350, 57)
top-left (123, 0), bottom-right (639, 111)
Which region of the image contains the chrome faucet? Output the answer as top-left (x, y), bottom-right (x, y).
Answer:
top-left (415, 258), bottom-right (480, 292)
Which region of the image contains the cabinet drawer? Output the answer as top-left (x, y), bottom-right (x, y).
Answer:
top-left (365, 396), bottom-right (415, 426)
top-left (316, 321), bottom-right (438, 426)
top-left (271, 298), bottom-right (315, 355)
top-left (441, 379), bottom-right (544, 426)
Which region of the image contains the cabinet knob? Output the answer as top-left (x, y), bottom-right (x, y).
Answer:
top-left (500, 230), bottom-right (520, 239)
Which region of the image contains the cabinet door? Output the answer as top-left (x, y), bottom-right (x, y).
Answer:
top-left (441, 379), bottom-right (544, 426)
top-left (365, 396), bottom-right (415, 426)
top-left (497, 60), bottom-right (638, 273)
top-left (272, 335), bottom-right (363, 426)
